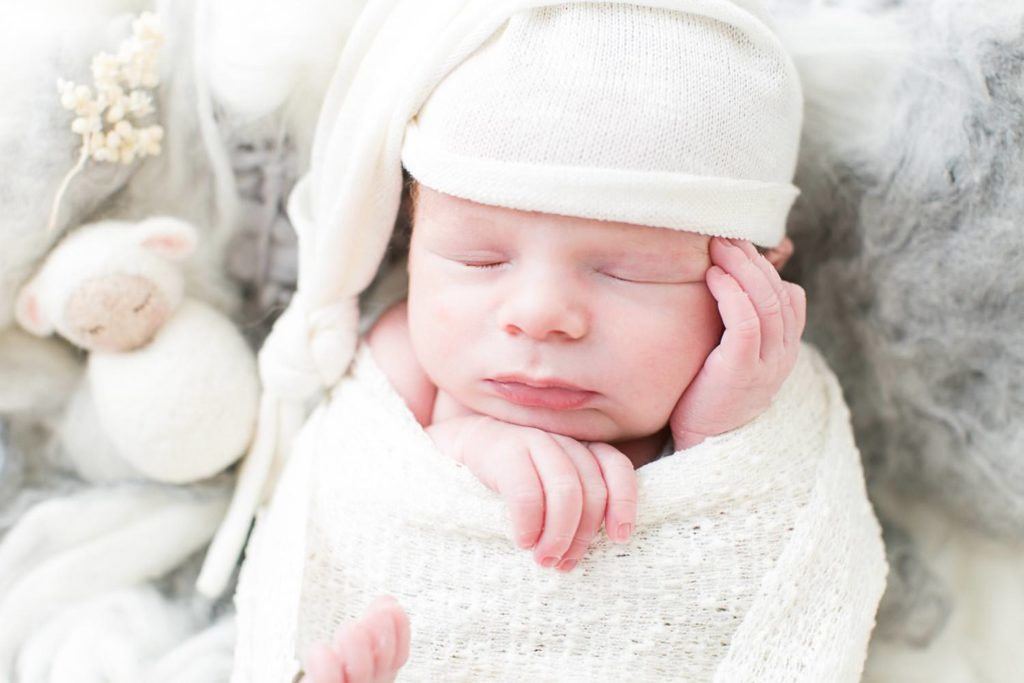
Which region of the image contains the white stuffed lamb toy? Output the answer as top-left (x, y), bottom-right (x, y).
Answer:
top-left (15, 216), bottom-right (258, 484)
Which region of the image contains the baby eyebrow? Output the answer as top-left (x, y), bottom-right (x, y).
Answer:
top-left (608, 246), bottom-right (709, 267)
top-left (613, 228), bottom-right (710, 253)
top-left (672, 237), bottom-right (712, 258)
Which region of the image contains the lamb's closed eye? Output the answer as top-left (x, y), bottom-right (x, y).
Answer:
top-left (133, 292), bottom-right (152, 313)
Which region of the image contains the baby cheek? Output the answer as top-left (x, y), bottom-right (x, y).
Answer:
top-left (407, 281), bottom-right (484, 383)
top-left (410, 284), bottom-right (476, 336)
top-left (688, 288), bottom-right (724, 353)
top-left (408, 258), bottom-right (477, 320)
top-left (622, 290), bottom-right (720, 403)
top-left (676, 291), bottom-right (723, 371)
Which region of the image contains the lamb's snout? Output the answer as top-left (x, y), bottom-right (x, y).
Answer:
top-left (64, 274), bottom-right (171, 352)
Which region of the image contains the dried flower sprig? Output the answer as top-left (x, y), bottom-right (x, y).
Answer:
top-left (48, 12), bottom-right (166, 233)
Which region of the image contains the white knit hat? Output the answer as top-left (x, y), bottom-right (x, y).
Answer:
top-left (199, 0), bottom-right (804, 596)
top-left (403, 2), bottom-right (802, 244)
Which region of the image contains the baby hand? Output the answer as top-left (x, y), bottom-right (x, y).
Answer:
top-left (428, 416), bottom-right (637, 571)
top-left (301, 596), bottom-right (410, 683)
top-left (669, 237), bottom-right (806, 449)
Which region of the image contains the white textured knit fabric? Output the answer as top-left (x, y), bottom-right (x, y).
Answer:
top-left (232, 343), bottom-right (887, 682)
top-left (201, 1), bottom-right (808, 595)
top-left (403, 3), bottom-right (802, 243)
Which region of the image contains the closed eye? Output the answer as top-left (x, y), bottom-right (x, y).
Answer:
top-left (602, 271), bottom-right (642, 283)
top-left (133, 293), bottom-right (152, 313)
top-left (460, 260), bottom-right (507, 270)
top-left (600, 270), bottom-right (691, 285)
top-left (427, 247), bottom-right (508, 270)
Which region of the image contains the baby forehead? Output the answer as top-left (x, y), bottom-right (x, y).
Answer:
top-left (416, 187), bottom-right (711, 255)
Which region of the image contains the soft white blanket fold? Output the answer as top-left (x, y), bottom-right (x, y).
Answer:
top-left (233, 343), bottom-right (886, 682)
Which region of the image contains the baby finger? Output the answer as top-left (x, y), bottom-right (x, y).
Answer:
top-left (785, 282), bottom-right (807, 348)
top-left (724, 239), bottom-right (784, 363)
top-left (370, 596), bottom-right (410, 678)
top-left (746, 241), bottom-right (794, 356)
top-left (491, 447), bottom-right (545, 549)
top-left (588, 442), bottom-right (637, 544)
top-left (528, 433), bottom-right (584, 566)
top-left (551, 435), bottom-right (607, 571)
top-left (363, 598), bottom-right (400, 680)
top-left (706, 265), bottom-right (761, 370)
top-left (391, 603), bottom-right (411, 679)
top-left (778, 280), bottom-right (796, 350)
top-left (335, 622), bottom-right (374, 683)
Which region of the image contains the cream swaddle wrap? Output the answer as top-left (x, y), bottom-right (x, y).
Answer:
top-left (232, 342), bottom-right (886, 682)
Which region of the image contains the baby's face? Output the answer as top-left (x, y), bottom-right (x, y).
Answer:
top-left (407, 186), bottom-right (722, 443)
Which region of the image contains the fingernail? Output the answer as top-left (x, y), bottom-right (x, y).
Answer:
top-left (517, 532), bottom-right (535, 549)
top-left (556, 559), bottom-right (577, 572)
top-left (616, 523), bottom-right (633, 542)
top-left (540, 556), bottom-right (559, 568)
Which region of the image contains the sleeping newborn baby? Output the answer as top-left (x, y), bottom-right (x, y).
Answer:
top-left (368, 182), bottom-right (804, 570)
top-left (229, 2), bottom-right (887, 681)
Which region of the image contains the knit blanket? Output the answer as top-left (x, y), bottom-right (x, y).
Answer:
top-left (232, 341), bottom-right (886, 682)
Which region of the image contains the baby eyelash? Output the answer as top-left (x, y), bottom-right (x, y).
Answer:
top-left (463, 261), bottom-right (506, 269)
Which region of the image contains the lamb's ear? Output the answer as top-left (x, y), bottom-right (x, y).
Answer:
top-left (136, 217), bottom-right (199, 261)
top-left (15, 282), bottom-right (53, 337)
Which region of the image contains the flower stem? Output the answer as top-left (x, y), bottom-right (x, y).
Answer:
top-left (47, 147), bottom-right (89, 235)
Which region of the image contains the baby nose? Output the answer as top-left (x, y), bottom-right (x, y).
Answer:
top-left (498, 278), bottom-right (588, 341)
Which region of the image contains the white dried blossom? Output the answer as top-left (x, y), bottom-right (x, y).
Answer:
top-left (133, 13), bottom-right (165, 48)
top-left (126, 90), bottom-right (154, 117)
top-left (59, 82), bottom-right (101, 116)
top-left (48, 12), bottom-right (166, 233)
top-left (71, 115), bottom-right (102, 136)
top-left (121, 60), bottom-right (157, 90)
top-left (85, 131), bottom-right (105, 154)
top-left (113, 120), bottom-right (134, 136)
top-left (54, 12), bottom-right (164, 166)
top-left (92, 142), bottom-right (117, 163)
top-left (96, 82), bottom-right (124, 104)
top-left (57, 80), bottom-right (78, 110)
top-left (91, 52), bottom-right (120, 87)
top-left (135, 125), bottom-right (164, 157)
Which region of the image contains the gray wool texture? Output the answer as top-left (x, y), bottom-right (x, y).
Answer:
top-left (781, 0), bottom-right (1024, 539)
top-left (766, 0), bottom-right (1024, 646)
